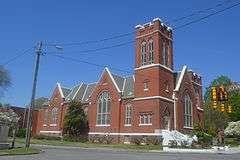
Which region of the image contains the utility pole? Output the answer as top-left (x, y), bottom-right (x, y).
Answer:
top-left (25, 41), bottom-right (43, 148)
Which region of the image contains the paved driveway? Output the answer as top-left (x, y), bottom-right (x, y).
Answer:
top-left (1, 146), bottom-right (240, 160)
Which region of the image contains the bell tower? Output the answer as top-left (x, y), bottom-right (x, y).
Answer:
top-left (134, 18), bottom-right (174, 99)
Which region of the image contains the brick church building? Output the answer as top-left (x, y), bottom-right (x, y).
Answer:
top-left (33, 18), bottom-right (204, 143)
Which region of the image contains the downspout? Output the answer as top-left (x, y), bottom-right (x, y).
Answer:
top-left (173, 92), bottom-right (177, 130)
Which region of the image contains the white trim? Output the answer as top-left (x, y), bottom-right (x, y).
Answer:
top-left (139, 124), bottom-right (152, 126)
top-left (197, 107), bottom-right (204, 111)
top-left (57, 82), bottom-right (64, 98)
top-left (40, 130), bottom-right (62, 134)
top-left (50, 124), bottom-right (57, 127)
top-left (173, 92), bottom-right (177, 130)
top-left (135, 63), bottom-right (173, 73)
top-left (174, 65), bottom-right (187, 91)
top-left (124, 124), bottom-right (132, 127)
top-left (89, 132), bottom-right (162, 136)
top-left (72, 83), bottom-right (82, 100)
top-left (122, 78), bottom-right (126, 93)
top-left (132, 75), bottom-right (135, 82)
top-left (43, 124), bottom-right (47, 127)
top-left (134, 96), bottom-right (174, 103)
top-left (96, 124), bottom-right (110, 127)
top-left (105, 67), bottom-right (121, 92)
top-left (183, 126), bottom-right (194, 129)
top-left (192, 81), bottom-right (202, 86)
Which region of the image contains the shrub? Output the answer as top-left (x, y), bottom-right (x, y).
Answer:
top-left (63, 135), bottom-right (88, 143)
top-left (131, 136), bottom-right (143, 145)
top-left (225, 138), bottom-right (240, 146)
top-left (33, 134), bottom-right (61, 141)
top-left (146, 136), bottom-right (162, 145)
top-left (193, 123), bottom-right (213, 147)
top-left (16, 128), bottom-right (26, 138)
top-left (225, 121), bottom-right (240, 138)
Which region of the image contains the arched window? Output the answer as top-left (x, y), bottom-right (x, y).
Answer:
top-left (44, 109), bottom-right (48, 125)
top-left (97, 91), bottom-right (111, 125)
top-left (149, 39), bottom-right (154, 64)
top-left (141, 41), bottom-right (147, 66)
top-left (125, 104), bottom-right (132, 125)
top-left (51, 107), bottom-right (58, 125)
top-left (184, 94), bottom-right (192, 127)
top-left (162, 40), bottom-right (168, 66)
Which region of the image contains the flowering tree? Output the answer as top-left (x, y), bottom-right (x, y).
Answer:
top-left (224, 121), bottom-right (240, 137)
top-left (0, 109), bottom-right (19, 126)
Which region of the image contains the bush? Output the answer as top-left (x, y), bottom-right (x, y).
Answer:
top-left (146, 136), bottom-right (162, 145)
top-left (225, 121), bottom-right (240, 138)
top-left (63, 135), bottom-right (88, 143)
top-left (193, 123), bottom-right (213, 148)
top-left (33, 134), bottom-right (61, 141)
top-left (16, 128), bottom-right (26, 138)
top-left (225, 138), bottom-right (240, 146)
top-left (131, 136), bottom-right (143, 145)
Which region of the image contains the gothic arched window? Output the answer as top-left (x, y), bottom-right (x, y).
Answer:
top-left (125, 104), bottom-right (132, 125)
top-left (162, 40), bottom-right (168, 66)
top-left (149, 39), bottom-right (154, 64)
top-left (51, 107), bottom-right (58, 125)
top-left (141, 41), bottom-right (147, 66)
top-left (44, 109), bottom-right (48, 125)
top-left (97, 91), bottom-right (111, 125)
top-left (184, 94), bottom-right (192, 127)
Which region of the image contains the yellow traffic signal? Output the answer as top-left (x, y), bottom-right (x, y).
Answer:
top-left (224, 91), bottom-right (228, 101)
top-left (220, 103), bottom-right (225, 112)
top-left (219, 86), bottom-right (224, 101)
top-left (227, 105), bottom-right (232, 113)
top-left (211, 87), bottom-right (217, 101)
top-left (212, 101), bottom-right (218, 109)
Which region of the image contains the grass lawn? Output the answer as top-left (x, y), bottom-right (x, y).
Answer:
top-left (0, 147), bottom-right (40, 156)
top-left (14, 138), bottom-right (162, 151)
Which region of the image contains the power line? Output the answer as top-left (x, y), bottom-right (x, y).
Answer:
top-left (45, 0), bottom-right (239, 49)
top-left (45, 31), bottom-right (135, 47)
top-left (45, 1), bottom-right (240, 57)
top-left (47, 40), bottom-right (134, 55)
top-left (1, 47), bottom-right (34, 66)
top-left (166, 0), bottom-right (238, 24)
top-left (172, 1), bottom-right (240, 30)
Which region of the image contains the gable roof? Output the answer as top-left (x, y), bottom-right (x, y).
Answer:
top-left (82, 83), bottom-right (97, 103)
top-left (122, 76), bottom-right (134, 98)
top-left (66, 83), bottom-right (97, 103)
top-left (57, 82), bottom-right (71, 98)
top-left (105, 68), bottom-right (121, 92)
top-left (174, 65), bottom-right (187, 92)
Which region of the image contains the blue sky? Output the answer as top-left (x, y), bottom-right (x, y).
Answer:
top-left (0, 0), bottom-right (240, 107)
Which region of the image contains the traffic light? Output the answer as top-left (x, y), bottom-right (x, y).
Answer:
top-left (220, 103), bottom-right (225, 112)
top-left (212, 101), bottom-right (218, 109)
top-left (227, 105), bottom-right (232, 113)
top-left (211, 87), bottom-right (217, 101)
top-left (219, 86), bottom-right (224, 101)
top-left (224, 91), bottom-right (228, 101)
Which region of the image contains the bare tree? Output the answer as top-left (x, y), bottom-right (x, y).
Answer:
top-left (0, 65), bottom-right (11, 97)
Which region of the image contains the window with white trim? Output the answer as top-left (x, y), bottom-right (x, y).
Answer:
top-left (149, 39), bottom-right (154, 64)
top-left (125, 104), bottom-right (132, 125)
top-left (43, 109), bottom-right (48, 125)
top-left (141, 41), bottom-right (147, 66)
top-left (97, 91), bottom-right (111, 125)
top-left (184, 94), bottom-right (192, 127)
top-left (139, 113), bottom-right (152, 125)
top-left (51, 107), bottom-right (58, 125)
top-left (143, 80), bottom-right (149, 91)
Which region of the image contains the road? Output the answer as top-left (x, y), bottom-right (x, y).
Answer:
top-left (1, 146), bottom-right (240, 160)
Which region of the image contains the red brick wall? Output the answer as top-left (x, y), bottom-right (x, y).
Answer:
top-left (88, 70), bottom-right (121, 135)
top-left (34, 85), bottom-right (65, 136)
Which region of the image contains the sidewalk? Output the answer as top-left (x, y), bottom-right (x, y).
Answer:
top-left (27, 144), bottom-right (240, 154)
